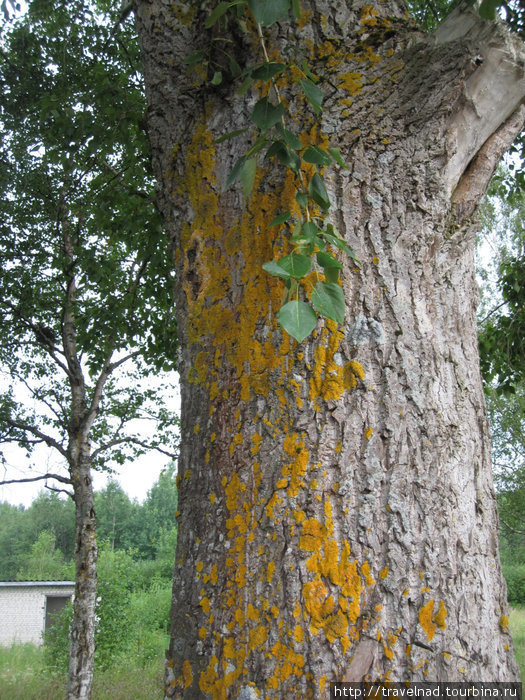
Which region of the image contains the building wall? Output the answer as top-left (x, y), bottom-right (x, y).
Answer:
top-left (0, 584), bottom-right (74, 646)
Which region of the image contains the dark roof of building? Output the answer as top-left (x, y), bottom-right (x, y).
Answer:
top-left (0, 581), bottom-right (75, 587)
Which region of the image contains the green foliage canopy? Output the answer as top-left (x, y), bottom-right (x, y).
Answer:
top-left (0, 0), bottom-right (179, 475)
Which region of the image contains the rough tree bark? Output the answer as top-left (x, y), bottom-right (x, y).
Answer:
top-left (134, 0), bottom-right (524, 695)
top-left (67, 448), bottom-right (97, 700)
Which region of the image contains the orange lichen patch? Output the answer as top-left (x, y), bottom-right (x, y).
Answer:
top-left (223, 637), bottom-right (236, 659)
top-left (267, 641), bottom-right (306, 689)
top-left (300, 518), bottom-right (327, 552)
top-left (361, 561), bottom-right (375, 587)
top-left (267, 561), bottom-right (276, 583)
top-left (338, 72), bottom-right (363, 95)
top-left (265, 492), bottom-right (281, 520)
top-left (343, 361), bottom-right (365, 390)
top-left (383, 631), bottom-right (398, 661)
top-left (379, 566), bottom-right (389, 580)
top-left (303, 579), bottom-right (333, 622)
top-left (309, 323), bottom-right (346, 405)
top-left (199, 654), bottom-right (219, 694)
top-left (296, 8), bottom-right (312, 29)
top-left (340, 561), bottom-right (362, 622)
top-left (294, 624), bottom-right (304, 643)
top-left (433, 601), bottom-right (447, 630)
top-left (242, 604), bottom-right (257, 622)
top-left (182, 659), bottom-right (193, 689)
top-left (384, 643), bottom-right (394, 660)
top-left (225, 472), bottom-right (245, 512)
top-left (180, 114), bottom-right (302, 413)
top-left (250, 432), bottom-right (262, 455)
top-left (318, 539), bottom-right (340, 580)
top-left (302, 523), bottom-right (367, 645)
top-left (499, 614), bottom-right (509, 631)
top-left (365, 427), bottom-right (373, 440)
top-left (360, 4), bottom-right (379, 23)
top-left (307, 321), bottom-right (364, 407)
top-left (249, 625), bottom-right (268, 651)
top-left (324, 609), bottom-right (349, 642)
top-left (282, 432), bottom-right (309, 496)
top-left (229, 432), bottom-right (244, 455)
top-left (419, 599), bottom-right (447, 641)
top-left (367, 45), bottom-right (383, 63)
top-left (200, 597), bottom-right (211, 615)
top-left (192, 351), bottom-right (208, 384)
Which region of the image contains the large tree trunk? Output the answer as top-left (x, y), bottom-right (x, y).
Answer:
top-left (134, 0), bottom-right (524, 695)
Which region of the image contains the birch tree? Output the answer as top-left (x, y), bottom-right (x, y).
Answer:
top-left (0, 3), bottom-right (178, 698)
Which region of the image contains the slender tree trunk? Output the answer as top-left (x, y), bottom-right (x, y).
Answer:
top-left (61, 195), bottom-right (99, 700)
top-left (67, 443), bottom-right (97, 700)
top-left (135, 0), bottom-right (524, 695)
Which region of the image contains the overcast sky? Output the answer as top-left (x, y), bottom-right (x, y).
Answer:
top-left (0, 448), bottom-right (173, 508)
top-left (1, 380), bottom-right (180, 508)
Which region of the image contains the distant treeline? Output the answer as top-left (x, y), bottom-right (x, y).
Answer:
top-left (0, 464), bottom-right (178, 583)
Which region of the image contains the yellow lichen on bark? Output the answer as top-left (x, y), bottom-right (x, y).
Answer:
top-left (178, 104), bottom-right (370, 696)
top-left (182, 659), bottom-right (193, 689)
top-left (419, 599), bottom-right (447, 641)
top-left (433, 601), bottom-right (447, 630)
top-left (309, 322), bottom-right (364, 409)
top-left (419, 600), bottom-right (436, 640)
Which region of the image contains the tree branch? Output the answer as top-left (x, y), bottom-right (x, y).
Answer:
top-left (45, 483), bottom-right (74, 499)
top-left (0, 472), bottom-right (72, 486)
top-left (2, 418), bottom-right (68, 458)
top-left (479, 300), bottom-right (508, 325)
top-left (91, 435), bottom-right (178, 461)
top-left (500, 518), bottom-right (525, 535)
top-left (3, 299), bottom-right (71, 376)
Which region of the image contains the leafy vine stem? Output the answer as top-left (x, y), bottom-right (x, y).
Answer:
top-left (188, 0), bottom-right (359, 342)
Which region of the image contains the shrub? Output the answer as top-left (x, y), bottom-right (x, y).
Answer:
top-left (43, 601), bottom-right (73, 673)
top-left (125, 583), bottom-right (171, 667)
top-left (503, 564), bottom-right (525, 605)
top-left (44, 553), bottom-right (171, 672)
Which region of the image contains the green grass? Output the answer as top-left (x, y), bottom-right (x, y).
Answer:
top-left (0, 644), bottom-right (165, 699)
top-left (0, 612), bottom-right (523, 696)
top-left (510, 606), bottom-right (525, 680)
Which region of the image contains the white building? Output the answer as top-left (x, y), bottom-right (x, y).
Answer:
top-left (0, 581), bottom-right (75, 646)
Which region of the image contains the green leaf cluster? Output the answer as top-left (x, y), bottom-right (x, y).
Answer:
top-left (198, 0), bottom-right (359, 341)
top-left (479, 252), bottom-right (525, 394)
top-left (0, 0), bottom-right (179, 470)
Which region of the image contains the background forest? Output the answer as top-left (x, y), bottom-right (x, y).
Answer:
top-left (0, 465), bottom-right (177, 698)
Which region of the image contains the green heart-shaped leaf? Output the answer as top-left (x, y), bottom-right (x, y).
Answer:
top-left (278, 300), bottom-right (317, 342)
top-left (311, 282), bottom-right (345, 324)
